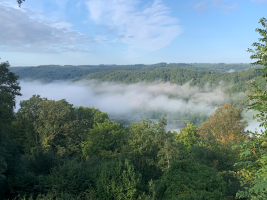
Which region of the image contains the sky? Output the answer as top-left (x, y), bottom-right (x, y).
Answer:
top-left (0, 0), bottom-right (267, 66)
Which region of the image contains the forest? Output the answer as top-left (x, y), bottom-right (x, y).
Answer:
top-left (1, 18), bottom-right (267, 200)
top-left (10, 63), bottom-right (262, 83)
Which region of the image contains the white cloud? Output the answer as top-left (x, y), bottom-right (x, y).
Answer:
top-left (86, 0), bottom-right (182, 56)
top-left (0, 1), bottom-right (94, 53)
top-left (17, 80), bottom-right (246, 116)
top-left (18, 80), bottom-right (259, 130)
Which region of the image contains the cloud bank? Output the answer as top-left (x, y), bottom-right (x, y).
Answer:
top-left (16, 80), bottom-right (260, 131)
top-left (0, 1), bottom-right (94, 53)
top-left (17, 80), bottom-right (243, 116)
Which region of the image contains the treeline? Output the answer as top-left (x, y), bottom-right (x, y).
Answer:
top-left (76, 67), bottom-right (265, 95)
top-left (1, 61), bottom-right (266, 200)
top-left (10, 63), bottom-right (260, 82)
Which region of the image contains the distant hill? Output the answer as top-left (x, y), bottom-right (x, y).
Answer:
top-left (75, 68), bottom-right (265, 95)
top-left (10, 63), bottom-right (261, 82)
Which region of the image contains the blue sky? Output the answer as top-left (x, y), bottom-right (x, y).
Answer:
top-left (0, 0), bottom-right (266, 66)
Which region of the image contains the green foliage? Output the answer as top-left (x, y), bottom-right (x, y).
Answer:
top-left (232, 131), bottom-right (267, 199)
top-left (96, 159), bottom-right (141, 200)
top-left (10, 63), bottom-right (192, 82)
top-left (83, 120), bottom-right (126, 160)
top-left (47, 159), bottom-right (95, 197)
top-left (122, 116), bottom-right (180, 193)
top-left (231, 18), bottom-right (267, 199)
top-left (34, 99), bottom-right (78, 155)
top-left (11, 63), bottom-right (258, 83)
top-left (247, 18), bottom-right (267, 69)
top-left (77, 67), bottom-right (265, 96)
top-left (0, 62), bottom-right (23, 199)
top-left (22, 152), bottom-right (61, 175)
top-left (153, 159), bottom-right (226, 200)
top-left (15, 95), bottom-right (109, 156)
top-left (176, 123), bottom-right (199, 156)
top-left (14, 95), bottom-right (44, 154)
top-left (8, 172), bottom-right (45, 199)
top-left (0, 61), bottom-right (21, 128)
top-left (0, 131), bottom-right (23, 199)
top-left (155, 116), bottom-right (180, 170)
top-left (247, 18), bottom-right (267, 131)
top-left (122, 118), bottom-right (162, 191)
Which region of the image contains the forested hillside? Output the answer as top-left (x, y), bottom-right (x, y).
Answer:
top-left (76, 67), bottom-right (265, 95)
top-left (10, 63), bottom-right (261, 82)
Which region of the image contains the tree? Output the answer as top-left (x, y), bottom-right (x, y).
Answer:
top-left (198, 103), bottom-right (248, 146)
top-left (155, 115), bottom-right (179, 171)
top-left (0, 61), bottom-right (21, 128)
top-left (122, 118), bottom-right (162, 193)
top-left (15, 95), bottom-right (46, 154)
top-left (15, 95), bottom-right (109, 156)
top-left (176, 123), bottom-right (199, 157)
top-left (153, 159), bottom-right (226, 200)
top-left (233, 18), bottom-right (267, 199)
top-left (247, 18), bottom-right (267, 70)
top-left (96, 159), bottom-right (141, 200)
top-left (83, 120), bottom-right (126, 160)
top-left (0, 61), bottom-right (22, 199)
top-left (35, 99), bottom-right (78, 155)
top-left (247, 18), bottom-right (267, 131)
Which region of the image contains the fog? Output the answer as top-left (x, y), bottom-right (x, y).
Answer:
top-left (16, 80), bottom-right (258, 131)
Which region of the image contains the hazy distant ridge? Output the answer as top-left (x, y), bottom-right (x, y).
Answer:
top-left (10, 63), bottom-right (259, 82)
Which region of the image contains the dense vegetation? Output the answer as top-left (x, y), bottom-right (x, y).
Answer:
top-left (1, 17), bottom-right (267, 200)
top-left (10, 63), bottom-right (261, 83)
top-left (75, 67), bottom-right (265, 95)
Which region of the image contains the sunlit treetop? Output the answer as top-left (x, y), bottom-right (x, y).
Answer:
top-left (248, 18), bottom-right (267, 73)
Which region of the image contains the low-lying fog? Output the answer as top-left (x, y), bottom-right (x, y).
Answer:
top-left (16, 80), bottom-right (260, 132)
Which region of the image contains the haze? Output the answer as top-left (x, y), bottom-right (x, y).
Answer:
top-left (16, 80), bottom-right (260, 131)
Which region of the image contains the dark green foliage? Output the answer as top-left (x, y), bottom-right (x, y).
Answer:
top-left (155, 116), bottom-right (180, 171)
top-left (83, 120), bottom-right (126, 160)
top-left (96, 159), bottom-right (141, 200)
top-left (0, 62), bottom-right (23, 199)
top-left (10, 63), bottom-right (192, 82)
top-left (76, 67), bottom-right (265, 95)
top-left (0, 61), bottom-right (21, 128)
top-left (122, 116), bottom-right (180, 192)
top-left (0, 131), bottom-right (23, 199)
top-left (122, 118), bottom-right (162, 192)
top-left (10, 63), bottom-right (260, 84)
top-left (47, 159), bottom-right (95, 197)
top-left (153, 159), bottom-right (226, 200)
top-left (8, 172), bottom-right (45, 199)
top-left (22, 152), bottom-right (61, 175)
